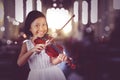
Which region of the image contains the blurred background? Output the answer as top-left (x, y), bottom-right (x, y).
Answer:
top-left (0, 0), bottom-right (120, 80)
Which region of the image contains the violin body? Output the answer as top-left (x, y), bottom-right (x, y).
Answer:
top-left (34, 34), bottom-right (63, 57)
top-left (46, 44), bottom-right (63, 57)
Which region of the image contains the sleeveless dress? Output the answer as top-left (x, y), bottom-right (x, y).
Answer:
top-left (25, 40), bottom-right (66, 80)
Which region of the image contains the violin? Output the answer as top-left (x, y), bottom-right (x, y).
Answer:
top-left (34, 35), bottom-right (76, 69)
top-left (34, 34), bottom-right (63, 57)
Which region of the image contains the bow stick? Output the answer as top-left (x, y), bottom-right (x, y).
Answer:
top-left (46, 14), bottom-right (75, 45)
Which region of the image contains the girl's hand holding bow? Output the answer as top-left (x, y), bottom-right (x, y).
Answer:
top-left (57, 54), bottom-right (68, 62)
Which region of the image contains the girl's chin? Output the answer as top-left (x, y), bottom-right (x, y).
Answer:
top-left (37, 34), bottom-right (45, 38)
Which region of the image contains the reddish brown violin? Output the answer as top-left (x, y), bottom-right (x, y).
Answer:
top-left (34, 35), bottom-right (76, 69)
top-left (34, 34), bottom-right (63, 57)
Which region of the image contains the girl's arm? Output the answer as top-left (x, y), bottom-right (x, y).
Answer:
top-left (17, 43), bottom-right (33, 67)
top-left (17, 42), bottom-right (45, 67)
top-left (50, 53), bottom-right (68, 65)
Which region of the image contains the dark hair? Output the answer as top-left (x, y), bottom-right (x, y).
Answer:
top-left (24, 10), bottom-right (46, 38)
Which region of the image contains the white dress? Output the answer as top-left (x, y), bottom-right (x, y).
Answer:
top-left (25, 40), bottom-right (66, 80)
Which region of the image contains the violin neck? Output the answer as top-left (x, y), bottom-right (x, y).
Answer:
top-left (50, 44), bottom-right (63, 54)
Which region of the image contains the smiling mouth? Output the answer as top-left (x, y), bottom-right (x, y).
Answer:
top-left (37, 32), bottom-right (46, 36)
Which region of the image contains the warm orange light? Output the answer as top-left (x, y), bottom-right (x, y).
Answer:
top-left (46, 8), bottom-right (72, 36)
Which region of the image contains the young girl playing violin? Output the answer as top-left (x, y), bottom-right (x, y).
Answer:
top-left (17, 10), bottom-right (68, 80)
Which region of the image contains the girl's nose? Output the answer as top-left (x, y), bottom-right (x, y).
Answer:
top-left (38, 26), bottom-right (44, 31)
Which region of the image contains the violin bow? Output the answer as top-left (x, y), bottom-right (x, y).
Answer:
top-left (56, 14), bottom-right (75, 34)
top-left (45, 15), bottom-right (76, 69)
top-left (46, 14), bottom-right (75, 45)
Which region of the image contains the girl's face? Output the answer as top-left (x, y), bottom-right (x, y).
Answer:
top-left (30, 17), bottom-right (48, 38)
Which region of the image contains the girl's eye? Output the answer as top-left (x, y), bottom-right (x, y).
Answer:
top-left (35, 23), bottom-right (47, 27)
top-left (36, 24), bottom-right (40, 27)
top-left (42, 23), bottom-right (47, 26)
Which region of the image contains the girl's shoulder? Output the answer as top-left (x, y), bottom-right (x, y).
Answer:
top-left (22, 39), bottom-right (33, 50)
top-left (23, 39), bottom-right (30, 43)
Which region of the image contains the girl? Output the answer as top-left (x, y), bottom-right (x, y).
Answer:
top-left (17, 10), bottom-right (68, 80)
